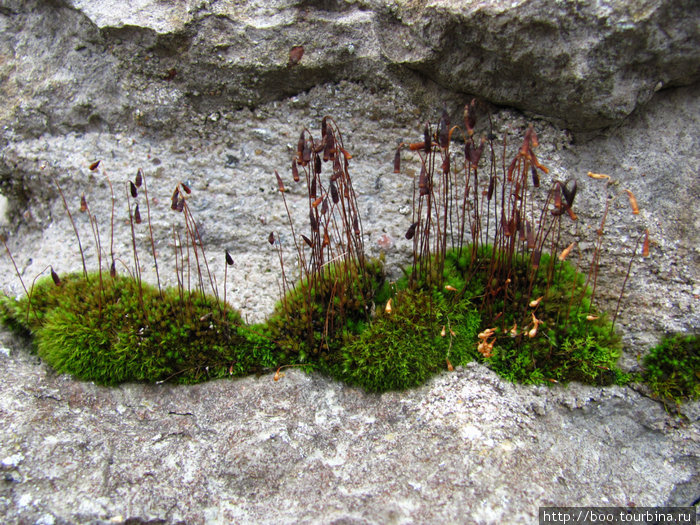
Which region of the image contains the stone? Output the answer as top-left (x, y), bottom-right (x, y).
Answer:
top-left (0, 1), bottom-right (698, 523)
top-left (1, 0), bottom-right (699, 137)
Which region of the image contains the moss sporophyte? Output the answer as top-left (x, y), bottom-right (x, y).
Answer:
top-left (2, 108), bottom-right (684, 395)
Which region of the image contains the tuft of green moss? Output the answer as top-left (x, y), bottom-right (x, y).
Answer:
top-left (401, 246), bottom-right (625, 386)
top-left (642, 334), bottom-right (699, 404)
top-left (0, 273), bottom-right (278, 385)
top-left (266, 258), bottom-right (385, 367)
top-left (339, 288), bottom-right (481, 392)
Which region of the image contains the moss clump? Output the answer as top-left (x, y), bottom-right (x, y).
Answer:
top-left (403, 246), bottom-right (625, 386)
top-left (266, 258), bottom-right (385, 367)
top-left (642, 334), bottom-right (700, 404)
top-left (339, 288), bottom-right (480, 392)
top-left (0, 273), bottom-right (278, 385)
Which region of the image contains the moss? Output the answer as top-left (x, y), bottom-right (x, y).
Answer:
top-left (339, 288), bottom-right (480, 392)
top-left (266, 257), bottom-right (385, 367)
top-left (642, 334), bottom-right (700, 404)
top-left (399, 246), bottom-right (625, 386)
top-left (0, 244), bottom-right (628, 391)
top-left (0, 273), bottom-right (279, 385)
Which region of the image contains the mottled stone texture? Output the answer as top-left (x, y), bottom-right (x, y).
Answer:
top-left (1, 0), bottom-right (698, 136)
top-left (0, 1), bottom-right (698, 523)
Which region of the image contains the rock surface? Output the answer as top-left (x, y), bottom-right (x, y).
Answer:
top-left (1, 0), bottom-right (699, 136)
top-left (0, 1), bottom-right (698, 524)
top-left (0, 335), bottom-right (698, 525)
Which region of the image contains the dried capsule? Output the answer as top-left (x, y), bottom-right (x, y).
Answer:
top-left (51, 267), bottom-right (61, 286)
top-left (291, 158), bottom-right (300, 182)
top-left (130, 180), bottom-right (138, 198)
top-left (393, 147), bottom-right (401, 173)
top-left (314, 153), bottom-right (322, 174)
top-left (642, 230), bottom-right (650, 257)
top-left (418, 165), bottom-right (430, 196)
top-left (558, 241), bottom-right (575, 261)
top-left (487, 175), bottom-right (495, 200)
top-left (442, 154), bottom-right (450, 176)
top-left (297, 131), bottom-right (305, 161)
top-left (268, 232), bottom-right (275, 245)
top-left (134, 203), bottom-right (142, 224)
top-left (301, 234), bottom-right (313, 247)
top-left (323, 128), bottom-right (335, 162)
top-left (562, 179), bottom-right (577, 208)
top-left (624, 189), bottom-right (639, 215)
top-left (553, 182), bottom-right (562, 209)
top-left (529, 296), bottom-right (543, 308)
top-left (309, 211), bottom-right (318, 231)
top-left (89, 160), bottom-right (100, 171)
top-left (302, 140), bottom-right (312, 165)
top-left (135, 169), bottom-right (143, 188)
top-left (330, 181), bottom-right (339, 204)
top-left (309, 175), bottom-right (317, 199)
top-left (171, 188), bottom-right (180, 210)
top-left (531, 164), bottom-right (540, 188)
top-left (225, 249), bottom-right (234, 265)
top-left (275, 170), bottom-right (286, 193)
top-left (405, 222), bottom-right (418, 240)
top-left (181, 182), bottom-right (192, 195)
top-left (110, 260), bottom-right (117, 278)
top-left (423, 123), bottom-right (431, 153)
top-left (80, 194), bottom-right (87, 213)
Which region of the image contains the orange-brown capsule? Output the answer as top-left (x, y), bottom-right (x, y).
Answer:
top-left (624, 189), bottom-right (639, 215)
top-left (558, 242), bottom-right (575, 261)
top-left (642, 230), bottom-right (650, 257)
top-left (275, 170), bottom-right (285, 193)
top-left (529, 296), bottom-right (543, 308)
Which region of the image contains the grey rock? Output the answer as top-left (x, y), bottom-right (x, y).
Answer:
top-left (0, 339), bottom-right (697, 524)
top-left (0, 1), bottom-right (698, 523)
top-left (1, 0), bottom-right (699, 137)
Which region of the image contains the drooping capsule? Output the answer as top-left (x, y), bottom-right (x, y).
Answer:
top-left (405, 222), bottom-right (418, 240)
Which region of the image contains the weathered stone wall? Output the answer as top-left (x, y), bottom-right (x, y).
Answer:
top-left (0, 1), bottom-right (698, 523)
